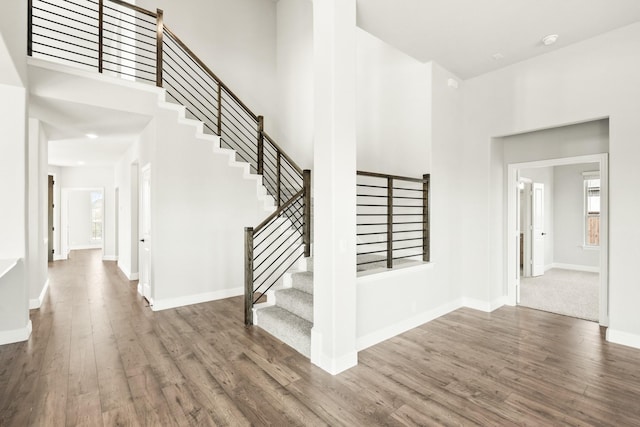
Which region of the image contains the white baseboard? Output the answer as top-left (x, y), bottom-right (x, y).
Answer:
top-left (607, 328), bottom-right (640, 350)
top-left (129, 272), bottom-right (139, 280)
top-left (311, 328), bottom-right (358, 375)
top-left (356, 299), bottom-right (462, 351)
top-left (0, 320), bottom-right (32, 345)
top-left (118, 265), bottom-right (138, 281)
top-left (462, 296), bottom-right (507, 313)
top-left (70, 244), bottom-right (102, 250)
top-left (551, 263), bottom-right (599, 273)
top-left (102, 255), bottom-right (118, 261)
top-left (29, 279), bottom-right (50, 310)
top-left (53, 254), bottom-right (66, 261)
top-left (151, 287), bottom-right (243, 311)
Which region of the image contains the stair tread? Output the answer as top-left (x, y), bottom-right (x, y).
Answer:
top-left (275, 288), bottom-right (313, 322)
top-left (290, 271), bottom-right (313, 294)
top-left (256, 306), bottom-right (311, 357)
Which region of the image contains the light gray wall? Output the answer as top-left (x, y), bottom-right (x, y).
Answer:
top-left (553, 163), bottom-right (600, 269)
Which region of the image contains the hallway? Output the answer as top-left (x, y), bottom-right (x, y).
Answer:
top-left (1, 250), bottom-right (640, 425)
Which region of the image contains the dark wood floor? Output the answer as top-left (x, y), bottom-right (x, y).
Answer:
top-left (1, 250), bottom-right (639, 426)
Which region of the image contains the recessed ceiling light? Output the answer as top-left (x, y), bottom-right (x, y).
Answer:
top-left (86, 133), bottom-right (98, 139)
top-left (542, 34), bottom-right (559, 46)
top-left (77, 161), bottom-right (85, 165)
top-left (492, 53), bottom-right (504, 60)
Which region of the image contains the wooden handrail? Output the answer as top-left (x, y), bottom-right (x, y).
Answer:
top-left (162, 25), bottom-right (259, 122)
top-left (107, 0), bottom-right (157, 18)
top-left (253, 189), bottom-right (304, 234)
top-left (357, 170), bottom-right (428, 183)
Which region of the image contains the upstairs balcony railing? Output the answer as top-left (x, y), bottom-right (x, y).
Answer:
top-left (356, 171), bottom-right (430, 270)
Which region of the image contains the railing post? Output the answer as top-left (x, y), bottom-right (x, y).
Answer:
top-left (217, 83), bottom-right (222, 136)
top-left (276, 151), bottom-right (282, 207)
top-left (423, 174), bottom-right (430, 262)
top-left (244, 227), bottom-right (254, 326)
top-left (98, 0), bottom-right (104, 72)
top-left (387, 177), bottom-right (393, 269)
top-left (303, 169), bottom-right (312, 257)
top-left (257, 116), bottom-right (264, 175)
top-left (155, 9), bottom-right (164, 87)
top-left (27, 0), bottom-right (33, 56)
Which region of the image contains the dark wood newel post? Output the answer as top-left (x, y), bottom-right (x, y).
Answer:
top-left (155, 9), bottom-right (164, 87)
top-left (387, 177), bottom-right (393, 269)
top-left (303, 170), bottom-right (312, 257)
top-left (257, 116), bottom-right (264, 175)
top-left (98, 0), bottom-right (104, 72)
top-left (276, 152), bottom-right (282, 207)
top-left (423, 174), bottom-right (430, 262)
top-left (27, 0), bottom-right (33, 56)
top-left (216, 83), bottom-right (222, 135)
top-left (244, 227), bottom-right (254, 326)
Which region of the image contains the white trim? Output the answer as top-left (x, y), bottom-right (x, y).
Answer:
top-left (129, 272), bottom-right (139, 280)
top-left (310, 329), bottom-right (358, 375)
top-left (102, 255), bottom-right (118, 261)
top-left (151, 287), bottom-right (243, 311)
top-left (53, 254), bottom-right (65, 261)
top-left (581, 170), bottom-right (600, 177)
top-left (70, 244), bottom-right (102, 250)
top-left (462, 296), bottom-right (508, 313)
top-left (29, 279), bottom-right (50, 309)
top-left (551, 263), bottom-right (599, 273)
top-left (0, 320), bottom-right (32, 345)
top-left (507, 153), bottom-right (609, 326)
top-left (607, 329), bottom-right (640, 350)
top-left (357, 299), bottom-right (462, 351)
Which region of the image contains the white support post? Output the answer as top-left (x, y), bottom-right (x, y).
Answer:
top-left (310, 0), bottom-right (358, 374)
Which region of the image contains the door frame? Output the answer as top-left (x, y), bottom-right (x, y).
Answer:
top-left (139, 163), bottom-right (152, 304)
top-left (507, 153), bottom-right (609, 326)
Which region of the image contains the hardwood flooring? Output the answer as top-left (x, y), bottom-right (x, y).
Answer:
top-left (1, 249), bottom-right (639, 426)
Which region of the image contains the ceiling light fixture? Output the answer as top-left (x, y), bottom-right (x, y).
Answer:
top-left (542, 34), bottom-right (558, 46)
top-left (86, 133), bottom-right (98, 139)
top-left (492, 53), bottom-right (504, 60)
top-left (77, 161), bottom-right (85, 165)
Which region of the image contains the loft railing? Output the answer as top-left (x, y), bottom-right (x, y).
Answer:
top-left (27, 0), bottom-right (311, 324)
top-left (356, 171), bottom-right (430, 270)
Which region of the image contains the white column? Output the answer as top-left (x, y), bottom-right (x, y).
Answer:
top-left (311, 0), bottom-right (358, 374)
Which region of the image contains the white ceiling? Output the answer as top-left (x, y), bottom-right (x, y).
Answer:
top-left (30, 96), bottom-right (152, 167)
top-left (356, 0), bottom-right (640, 79)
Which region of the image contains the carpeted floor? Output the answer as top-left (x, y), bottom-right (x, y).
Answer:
top-left (519, 268), bottom-right (599, 322)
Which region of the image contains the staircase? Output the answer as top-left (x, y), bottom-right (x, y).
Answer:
top-left (254, 258), bottom-right (313, 357)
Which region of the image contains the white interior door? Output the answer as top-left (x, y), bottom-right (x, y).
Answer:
top-left (531, 182), bottom-right (545, 277)
top-left (139, 165), bottom-right (152, 302)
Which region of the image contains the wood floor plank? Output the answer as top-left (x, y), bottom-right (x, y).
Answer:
top-left (2, 249), bottom-right (640, 426)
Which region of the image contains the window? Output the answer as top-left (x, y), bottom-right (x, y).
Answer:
top-left (584, 176), bottom-right (600, 247)
top-left (91, 191), bottom-right (103, 241)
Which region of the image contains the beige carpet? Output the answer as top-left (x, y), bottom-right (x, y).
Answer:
top-left (519, 268), bottom-right (599, 322)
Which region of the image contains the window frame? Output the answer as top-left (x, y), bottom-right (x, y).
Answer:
top-left (583, 171), bottom-right (600, 248)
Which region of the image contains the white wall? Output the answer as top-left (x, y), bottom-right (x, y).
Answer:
top-left (136, 0), bottom-right (279, 134)
top-left (553, 163), bottom-right (600, 269)
top-left (460, 23), bottom-right (640, 345)
top-left (520, 167), bottom-right (554, 270)
top-left (58, 167), bottom-right (116, 259)
top-left (275, 0), bottom-right (314, 169)
top-left (0, 0), bottom-right (27, 85)
top-left (27, 118), bottom-right (49, 307)
top-left (145, 106), bottom-right (273, 309)
top-left (114, 142), bottom-right (140, 280)
top-left (356, 29), bottom-right (431, 177)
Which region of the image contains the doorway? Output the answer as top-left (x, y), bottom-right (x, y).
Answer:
top-left (508, 154), bottom-right (608, 325)
top-left (48, 175), bottom-right (54, 262)
top-left (61, 187), bottom-right (105, 259)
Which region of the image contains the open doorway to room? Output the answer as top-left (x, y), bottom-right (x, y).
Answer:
top-left (60, 187), bottom-right (105, 259)
top-left (508, 154), bottom-right (608, 325)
